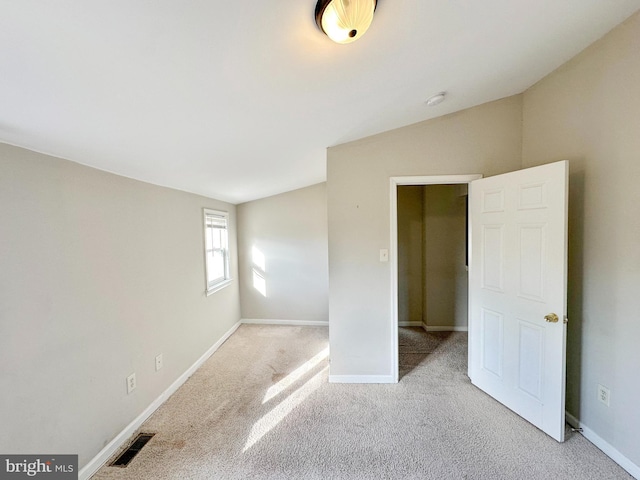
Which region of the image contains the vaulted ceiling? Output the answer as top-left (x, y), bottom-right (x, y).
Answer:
top-left (2, 1), bottom-right (639, 203)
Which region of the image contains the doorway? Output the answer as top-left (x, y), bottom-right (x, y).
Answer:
top-left (397, 183), bottom-right (469, 330)
top-left (396, 183), bottom-right (469, 378)
top-left (389, 175), bottom-right (482, 382)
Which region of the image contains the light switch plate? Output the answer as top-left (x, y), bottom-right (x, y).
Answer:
top-left (379, 249), bottom-right (389, 262)
top-left (155, 354), bottom-right (163, 371)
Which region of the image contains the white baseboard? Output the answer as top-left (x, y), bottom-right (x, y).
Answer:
top-left (566, 411), bottom-right (639, 479)
top-left (329, 374), bottom-right (396, 384)
top-left (79, 321), bottom-right (241, 480)
top-left (422, 324), bottom-right (468, 332)
top-left (398, 321), bottom-right (423, 327)
top-left (241, 318), bottom-right (329, 327)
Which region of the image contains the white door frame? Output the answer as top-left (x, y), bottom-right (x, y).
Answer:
top-left (390, 174), bottom-right (482, 382)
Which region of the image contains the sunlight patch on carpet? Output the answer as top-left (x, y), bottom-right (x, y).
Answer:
top-left (244, 365), bottom-right (328, 452)
top-left (263, 347), bottom-right (329, 404)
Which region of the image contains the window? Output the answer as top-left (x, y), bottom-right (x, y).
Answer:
top-left (203, 209), bottom-right (231, 294)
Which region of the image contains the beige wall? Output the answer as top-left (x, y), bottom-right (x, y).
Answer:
top-left (423, 185), bottom-right (468, 329)
top-left (0, 144), bottom-right (241, 469)
top-left (522, 12), bottom-right (640, 467)
top-left (327, 96), bottom-right (523, 378)
top-left (237, 183), bottom-right (328, 322)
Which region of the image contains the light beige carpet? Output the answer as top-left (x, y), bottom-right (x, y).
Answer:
top-left (92, 325), bottom-right (631, 479)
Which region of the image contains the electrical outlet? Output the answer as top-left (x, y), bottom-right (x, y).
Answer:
top-left (597, 384), bottom-right (610, 406)
top-left (155, 354), bottom-right (163, 372)
top-left (126, 373), bottom-right (136, 394)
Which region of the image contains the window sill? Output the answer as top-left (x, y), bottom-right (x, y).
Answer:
top-left (206, 279), bottom-right (232, 296)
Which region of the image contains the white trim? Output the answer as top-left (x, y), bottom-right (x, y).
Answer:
top-left (79, 321), bottom-right (241, 480)
top-left (565, 412), bottom-right (640, 479)
top-left (398, 321), bottom-right (423, 327)
top-left (390, 174), bottom-right (482, 384)
top-left (206, 278), bottom-right (232, 296)
top-left (240, 319), bottom-right (329, 327)
top-left (390, 179), bottom-right (399, 383)
top-left (422, 324), bottom-right (468, 332)
top-left (329, 374), bottom-right (396, 384)
top-left (391, 174), bottom-right (482, 186)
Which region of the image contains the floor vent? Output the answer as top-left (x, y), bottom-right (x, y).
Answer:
top-left (111, 433), bottom-right (155, 467)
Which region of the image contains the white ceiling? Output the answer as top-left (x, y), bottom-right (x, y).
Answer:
top-left (1, 1), bottom-right (639, 204)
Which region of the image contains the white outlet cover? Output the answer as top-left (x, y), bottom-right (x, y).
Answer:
top-left (127, 373), bottom-right (136, 394)
top-left (597, 384), bottom-right (610, 406)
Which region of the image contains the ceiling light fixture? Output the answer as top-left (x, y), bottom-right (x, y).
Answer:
top-left (426, 92), bottom-right (446, 107)
top-left (315, 0), bottom-right (377, 44)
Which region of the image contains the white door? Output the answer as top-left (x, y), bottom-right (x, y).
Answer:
top-left (468, 160), bottom-right (568, 442)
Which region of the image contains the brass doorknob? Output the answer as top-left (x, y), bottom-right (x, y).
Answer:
top-left (545, 313), bottom-right (559, 323)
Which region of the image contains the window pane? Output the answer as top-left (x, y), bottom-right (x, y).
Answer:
top-left (212, 228), bottom-right (223, 249)
top-left (208, 250), bottom-right (225, 283)
top-left (204, 209), bottom-right (230, 292)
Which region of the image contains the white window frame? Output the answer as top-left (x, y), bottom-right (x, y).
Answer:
top-left (203, 208), bottom-right (231, 295)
